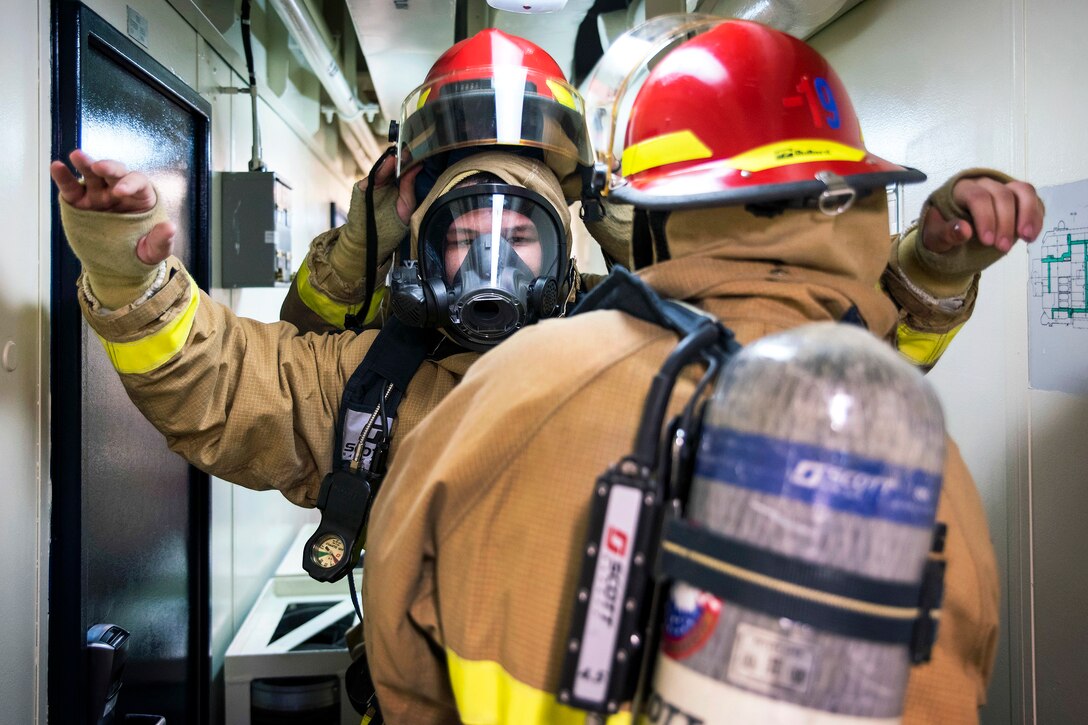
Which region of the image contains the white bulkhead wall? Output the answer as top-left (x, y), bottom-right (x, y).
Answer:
top-left (0, 1), bottom-right (50, 723)
top-left (814, 0), bottom-right (1088, 723)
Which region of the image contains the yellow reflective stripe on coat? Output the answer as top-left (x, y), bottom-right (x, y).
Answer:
top-left (446, 649), bottom-right (630, 725)
top-left (98, 277), bottom-right (200, 375)
top-left (896, 322), bottom-right (965, 368)
top-left (296, 261), bottom-right (382, 328)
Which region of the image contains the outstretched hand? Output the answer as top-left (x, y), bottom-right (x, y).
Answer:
top-left (50, 149), bottom-right (176, 265)
top-left (360, 153), bottom-right (423, 226)
top-left (922, 176), bottom-right (1044, 255)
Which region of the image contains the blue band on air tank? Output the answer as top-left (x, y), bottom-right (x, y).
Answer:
top-left (694, 427), bottom-right (941, 528)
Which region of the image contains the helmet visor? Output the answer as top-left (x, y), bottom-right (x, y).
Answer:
top-left (581, 14), bottom-right (725, 191)
top-left (399, 66), bottom-right (593, 175)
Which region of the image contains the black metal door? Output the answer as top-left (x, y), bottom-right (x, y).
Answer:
top-left (51, 3), bottom-right (211, 722)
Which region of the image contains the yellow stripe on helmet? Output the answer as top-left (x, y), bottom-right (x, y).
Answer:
top-left (446, 648), bottom-right (630, 725)
top-left (417, 86), bottom-right (432, 110)
top-left (98, 276), bottom-right (201, 375)
top-left (725, 138), bottom-right (867, 173)
top-left (544, 79), bottom-right (578, 110)
top-left (620, 130), bottom-right (713, 178)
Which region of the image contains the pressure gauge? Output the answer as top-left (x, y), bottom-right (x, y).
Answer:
top-left (302, 469), bottom-right (374, 582)
top-left (311, 533), bottom-right (346, 569)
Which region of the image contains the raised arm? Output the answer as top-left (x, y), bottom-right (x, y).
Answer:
top-left (52, 150), bottom-right (374, 506)
top-left (280, 155), bottom-right (421, 332)
top-left (884, 168), bottom-right (1044, 370)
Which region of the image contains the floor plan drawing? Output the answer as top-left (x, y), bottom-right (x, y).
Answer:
top-left (1031, 221), bottom-right (1088, 328)
top-left (1029, 179), bottom-right (1088, 394)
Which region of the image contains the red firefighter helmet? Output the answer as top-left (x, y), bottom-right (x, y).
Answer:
top-left (397, 29), bottom-right (593, 177)
top-left (607, 19), bottom-right (924, 211)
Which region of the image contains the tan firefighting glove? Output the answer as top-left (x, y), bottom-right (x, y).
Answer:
top-left (896, 168), bottom-right (1029, 298)
top-left (560, 168), bottom-right (634, 268)
top-left (59, 198), bottom-right (168, 309)
top-left (327, 173), bottom-right (409, 284)
top-left (584, 199), bottom-right (634, 268)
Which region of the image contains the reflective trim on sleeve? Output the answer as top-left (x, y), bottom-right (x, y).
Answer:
top-left (895, 322), bottom-right (964, 368)
top-left (97, 276), bottom-right (200, 375)
top-left (446, 648), bottom-right (630, 725)
top-left (295, 261), bottom-right (384, 328)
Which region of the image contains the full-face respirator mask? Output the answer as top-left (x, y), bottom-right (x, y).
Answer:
top-left (390, 183), bottom-right (568, 350)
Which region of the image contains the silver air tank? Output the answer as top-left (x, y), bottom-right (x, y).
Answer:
top-left (649, 322), bottom-right (946, 723)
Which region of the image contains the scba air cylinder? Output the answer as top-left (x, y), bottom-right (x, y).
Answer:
top-left (649, 323), bottom-right (946, 724)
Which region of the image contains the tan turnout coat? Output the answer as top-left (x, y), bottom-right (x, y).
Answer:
top-left (363, 194), bottom-right (1000, 725)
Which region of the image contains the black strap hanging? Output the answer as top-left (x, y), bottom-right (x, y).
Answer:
top-left (558, 267), bottom-right (740, 714)
top-left (302, 318), bottom-right (435, 584)
top-left (355, 146), bottom-right (398, 329)
top-left (630, 210), bottom-right (655, 270)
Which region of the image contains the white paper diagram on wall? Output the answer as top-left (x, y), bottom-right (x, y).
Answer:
top-left (1028, 179), bottom-right (1088, 395)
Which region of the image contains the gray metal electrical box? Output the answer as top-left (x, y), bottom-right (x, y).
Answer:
top-left (221, 171), bottom-right (293, 287)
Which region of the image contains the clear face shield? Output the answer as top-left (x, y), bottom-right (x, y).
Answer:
top-left (390, 184), bottom-right (567, 350)
top-left (398, 66), bottom-right (594, 177)
top-left (580, 14), bottom-right (725, 193)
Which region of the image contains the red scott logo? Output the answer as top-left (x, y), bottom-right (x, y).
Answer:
top-left (606, 527), bottom-right (628, 556)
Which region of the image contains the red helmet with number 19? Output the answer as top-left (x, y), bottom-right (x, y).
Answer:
top-left (608, 20), bottom-right (925, 212)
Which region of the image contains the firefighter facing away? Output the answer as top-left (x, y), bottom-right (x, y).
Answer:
top-left (360, 18), bottom-right (1043, 725)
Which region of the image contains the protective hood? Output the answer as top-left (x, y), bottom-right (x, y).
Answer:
top-left (410, 150), bottom-right (572, 254)
top-left (638, 191), bottom-right (899, 338)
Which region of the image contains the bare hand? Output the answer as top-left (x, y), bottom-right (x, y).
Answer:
top-left (358, 154), bottom-right (423, 226)
top-left (922, 176), bottom-right (1044, 255)
top-left (50, 149), bottom-right (175, 265)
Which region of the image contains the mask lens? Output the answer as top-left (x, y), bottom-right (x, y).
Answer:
top-left (419, 187), bottom-right (562, 289)
top-left (417, 183), bottom-right (566, 347)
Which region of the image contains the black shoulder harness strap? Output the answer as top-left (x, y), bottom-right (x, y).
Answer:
top-left (302, 317), bottom-right (435, 587)
top-left (571, 266), bottom-right (728, 343)
top-left (333, 316), bottom-right (433, 470)
top-left (572, 266), bottom-right (741, 468)
top-left (559, 266), bottom-right (740, 714)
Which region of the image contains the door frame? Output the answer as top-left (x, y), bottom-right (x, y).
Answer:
top-left (49, 2), bottom-right (211, 721)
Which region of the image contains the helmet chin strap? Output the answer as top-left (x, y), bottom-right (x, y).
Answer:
top-left (356, 146), bottom-right (398, 329)
top-left (631, 209), bottom-right (671, 270)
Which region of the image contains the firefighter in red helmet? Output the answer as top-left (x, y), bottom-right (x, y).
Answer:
top-left (279, 28), bottom-right (608, 337)
top-left (361, 18), bottom-right (1042, 724)
top-left (609, 20), bottom-right (922, 209)
top-left (51, 30), bottom-right (598, 723)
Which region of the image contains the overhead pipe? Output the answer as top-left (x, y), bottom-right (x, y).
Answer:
top-left (693, 0), bottom-right (864, 39)
top-left (596, 0), bottom-right (865, 56)
top-left (268, 0), bottom-right (385, 168)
